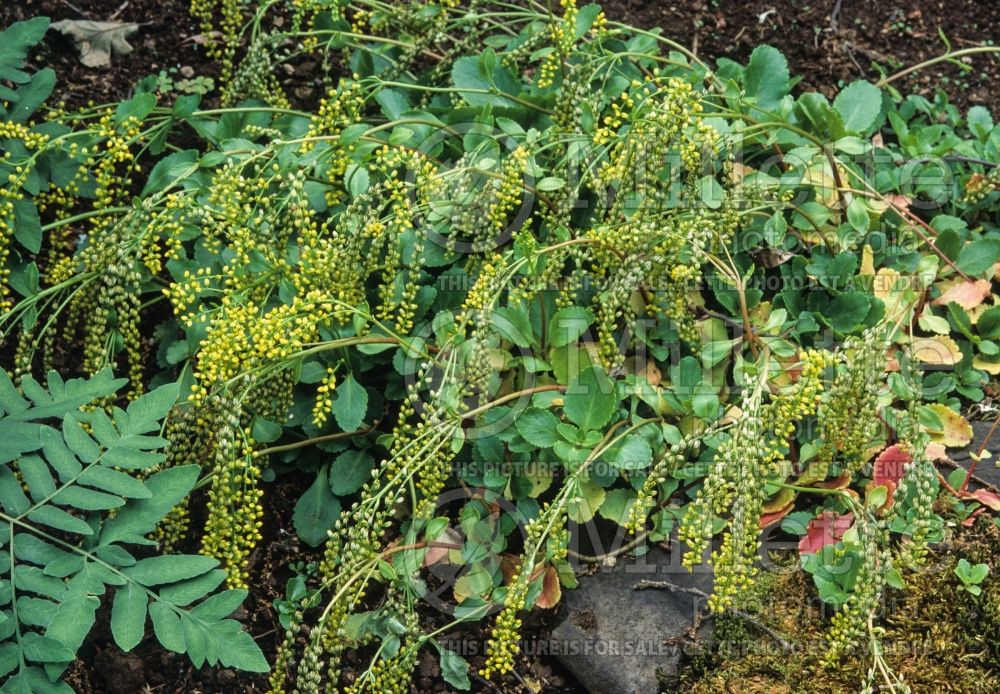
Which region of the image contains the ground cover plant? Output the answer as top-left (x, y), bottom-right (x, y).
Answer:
top-left (1, 1), bottom-right (1000, 692)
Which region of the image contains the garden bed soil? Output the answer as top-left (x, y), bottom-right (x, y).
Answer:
top-left (3, 0), bottom-right (999, 113)
top-left (604, 0), bottom-right (1000, 114)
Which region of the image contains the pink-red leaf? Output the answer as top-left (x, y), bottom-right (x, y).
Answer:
top-left (964, 489), bottom-right (1000, 511)
top-left (798, 511), bottom-right (854, 555)
top-left (874, 444), bottom-right (911, 487)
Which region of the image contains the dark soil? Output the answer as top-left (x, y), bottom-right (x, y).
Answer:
top-left (604, 0), bottom-right (1000, 114)
top-left (1, 0), bottom-right (214, 110)
top-left (4, 0), bottom-right (999, 114)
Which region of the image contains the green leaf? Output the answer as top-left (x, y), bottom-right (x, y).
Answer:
top-left (603, 433), bottom-right (652, 470)
top-left (140, 150), bottom-right (198, 197)
top-left (111, 583), bottom-right (148, 651)
top-left (8, 67), bottom-right (55, 122)
top-left (149, 601), bottom-right (185, 653)
top-left (26, 506), bottom-right (92, 536)
top-left (123, 555), bottom-right (219, 586)
top-left (536, 176), bottom-right (565, 191)
top-left (62, 417), bottom-right (100, 464)
top-left (967, 105), bottom-right (994, 141)
top-left (438, 646), bottom-right (471, 690)
top-left (11, 200), bottom-right (42, 254)
top-left (833, 80), bottom-right (883, 135)
top-left (744, 45), bottom-right (789, 110)
top-left (78, 466), bottom-right (151, 499)
top-left (698, 175), bottom-right (724, 209)
top-left (846, 197), bottom-right (869, 233)
top-left (958, 239), bottom-right (1000, 277)
top-left (18, 455), bottom-right (56, 503)
top-left (820, 292), bottom-right (871, 333)
top-left (216, 627), bottom-right (269, 672)
top-left (0, 466), bottom-right (31, 514)
top-left (53, 485), bottom-right (124, 511)
top-left (564, 366), bottom-right (615, 431)
top-left (331, 375), bottom-right (368, 432)
top-left (0, 642), bottom-right (18, 678)
top-left (101, 465), bottom-right (199, 545)
top-left (293, 465), bottom-right (342, 547)
top-left (566, 478), bottom-right (605, 523)
top-left (492, 306), bottom-right (535, 348)
top-left (20, 632), bottom-right (74, 663)
top-left (125, 383), bottom-right (179, 431)
top-left (327, 449), bottom-right (375, 496)
top-left (515, 408), bottom-right (560, 448)
top-left (547, 307), bottom-right (594, 348)
top-left (979, 307), bottom-right (1000, 340)
top-left (191, 589), bottom-right (246, 621)
top-left (0, 18), bottom-right (50, 85)
top-left (452, 54), bottom-right (520, 108)
top-left (692, 383), bottom-right (720, 420)
top-left (157, 570), bottom-right (228, 607)
top-left (970, 563), bottom-right (990, 583)
top-left (597, 488), bottom-right (636, 525)
top-left (45, 592), bottom-right (98, 660)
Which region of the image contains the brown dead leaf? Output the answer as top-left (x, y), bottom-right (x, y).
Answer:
top-left (932, 279), bottom-right (992, 310)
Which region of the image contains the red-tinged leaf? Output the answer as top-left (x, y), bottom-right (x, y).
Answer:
top-left (866, 480), bottom-right (896, 512)
top-left (964, 488), bottom-right (1000, 511)
top-left (874, 444), bottom-right (911, 486)
top-left (536, 565), bottom-right (562, 609)
top-left (813, 471), bottom-right (853, 490)
top-left (423, 526), bottom-right (463, 567)
top-left (760, 502), bottom-right (794, 528)
top-left (962, 507), bottom-right (987, 527)
top-left (884, 193), bottom-right (912, 214)
top-left (499, 554), bottom-right (521, 584)
top-left (798, 511), bottom-right (854, 555)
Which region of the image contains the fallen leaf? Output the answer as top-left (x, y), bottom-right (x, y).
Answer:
top-left (925, 403), bottom-right (974, 447)
top-left (932, 279), bottom-right (992, 310)
top-left (535, 565), bottom-right (562, 609)
top-left (799, 512), bottom-right (854, 555)
top-left (874, 444), bottom-right (911, 486)
top-left (910, 335), bottom-right (963, 365)
top-left (964, 488), bottom-right (1000, 511)
top-left (51, 20), bottom-right (139, 68)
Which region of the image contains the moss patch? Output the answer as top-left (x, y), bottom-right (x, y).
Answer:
top-left (676, 517), bottom-right (1000, 693)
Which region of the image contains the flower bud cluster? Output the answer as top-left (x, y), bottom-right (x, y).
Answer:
top-left (818, 329), bottom-right (887, 471)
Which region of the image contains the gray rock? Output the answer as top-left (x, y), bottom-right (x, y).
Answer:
top-left (550, 546), bottom-right (713, 694)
